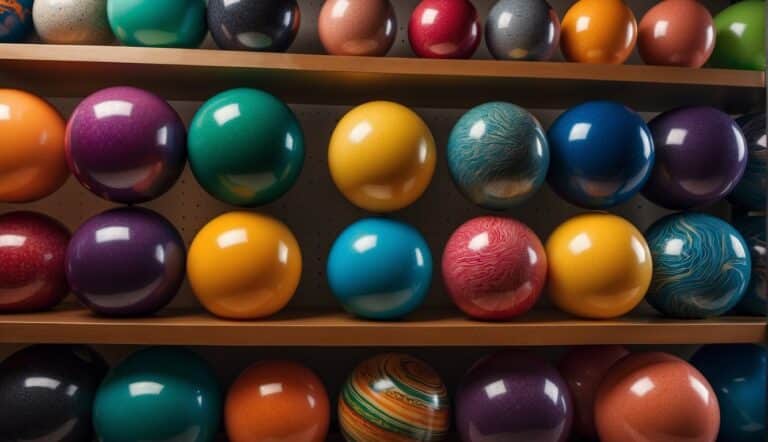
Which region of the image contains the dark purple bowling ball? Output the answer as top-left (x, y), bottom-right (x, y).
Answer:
top-left (642, 106), bottom-right (747, 210)
top-left (66, 207), bottom-right (185, 316)
top-left (65, 86), bottom-right (187, 204)
top-left (456, 350), bottom-right (573, 442)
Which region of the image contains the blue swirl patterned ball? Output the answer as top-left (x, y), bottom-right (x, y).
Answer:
top-left (646, 213), bottom-right (751, 318)
top-left (447, 102), bottom-right (549, 209)
top-left (731, 214), bottom-right (766, 316)
top-left (728, 112), bottom-right (766, 211)
top-left (0, 0), bottom-right (33, 42)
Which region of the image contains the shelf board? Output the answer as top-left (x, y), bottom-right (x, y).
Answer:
top-left (0, 44), bottom-right (763, 111)
top-left (0, 307), bottom-right (764, 346)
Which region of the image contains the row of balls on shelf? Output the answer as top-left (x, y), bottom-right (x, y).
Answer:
top-left (0, 343), bottom-right (764, 442)
top-left (1, 87), bottom-right (766, 214)
top-left (1, 0), bottom-right (765, 69)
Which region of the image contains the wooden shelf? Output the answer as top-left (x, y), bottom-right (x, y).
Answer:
top-left (0, 307), bottom-right (764, 347)
top-left (0, 44), bottom-right (763, 111)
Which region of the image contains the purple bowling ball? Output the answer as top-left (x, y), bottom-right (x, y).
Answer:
top-left (65, 86), bottom-right (187, 204)
top-left (456, 350), bottom-right (573, 442)
top-left (66, 207), bottom-right (185, 316)
top-left (642, 106), bottom-right (747, 210)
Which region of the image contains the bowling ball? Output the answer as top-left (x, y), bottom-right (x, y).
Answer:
top-left (645, 213), bottom-right (751, 318)
top-left (456, 349), bottom-right (573, 442)
top-left (329, 101), bottom-right (436, 212)
top-left (731, 215), bottom-right (766, 315)
top-left (408, 0), bottom-right (481, 59)
top-left (65, 86), bottom-right (187, 204)
top-left (94, 347), bottom-right (221, 442)
top-left (710, 0), bottom-right (765, 70)
top-left (188, 88), bottom-right (304, 206)
top-left (226, 361), bottom-right (330, 442)
top-left (447, 102), bottom-right (549, 209)
top-left (0, 344), bottom-right (108, 442)
top-left (0, 211), bottom-right (69, 313)
top-left (107, 0), bottom-right (206, 48)
top-left (546, 213), bottom-right (652, 319)
top-left (327, 218), bottom-right (432, 320)
top-left (208, 0), bottom-right (300, 52)
top-left (485, 0), bottom-right (560, 61)
top-left (557, 345), bottom-right (630, 440)
top-left (691, 344), bottom-right (766, 442)
top-left (33, 0), bottom-right (113, 44)
top-left (339, 353), bottom-right (449, 441)
top-left (547, 101), bottom-right (654, 209)
top-left (0, 0), bottom-right (32, 42)
top-left (643, 106), bottom-right (747, 210)
top-left (442, 216), bottom-right (547, 320)
top-left (0, 89), bottom-right (68, 202)
top-left (596, 352), bottom-right (720, 442)
top-left (728, 112), bottom-right (766, 210)
top-left (318, 0), bottom-right (396, 56)
top-left (187, 212), bottom-right (301, 319)
top-left (638, 0), bottom-right (715, 67)
top-left (66, 207), bottom-right (185, 317)
top-left (561, 0), bottom-right (637, 64)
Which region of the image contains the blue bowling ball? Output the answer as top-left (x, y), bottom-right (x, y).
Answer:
top-left (691, 344), bottom-right (766, 442)
top-left (547, 101), bottom-right (654, 209)
top-left (327, 218), bottom-right (432, 320)
top-left (731, 214), bottom-right (766, 316)
top-left (645, 213), bottom-right (751, 318)
top-left (729, 112), bottom-right (766, 211)
top-left (0, 0), bottom-right (33, 42)
top-left (447, 102), bottom-right (549, 209)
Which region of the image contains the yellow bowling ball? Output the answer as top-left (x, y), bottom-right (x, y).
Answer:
top-left (329, 101), bottom-right (436, 212)
top-left (187, 212), bottom-right (302, 319)
top-left (546, 213), bottom-right (652, 319)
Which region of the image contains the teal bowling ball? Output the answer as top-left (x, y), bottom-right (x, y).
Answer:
top-left (728, 112), bottom-right (766, 211)
top-left (447, 102), bottom-right (549, 209)
top-left (93, 347), bottom-right (221, 442)
top-left (188, 88), bottom-right (305, 206)
top-left (107, 0), bottom-right (207, 48)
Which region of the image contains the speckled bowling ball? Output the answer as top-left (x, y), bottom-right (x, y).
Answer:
top-left (33, 0), bottom-right (113, 44)
top-left (710, 0), bottom-right (765, 70)
top-left (485, 0), bottom-right (560, 61)
top-left (638, 0), bottom-right (715, 67)
top-left (447, 102), bottom-right (549, 209)
top-left (208, 0), bottom-right (300, 52)
top-left (318, 0), bottom-right (396, 56)
top-left (408, 0), bottom-right (481, 59)
top-left (0, 0), bottom-right (33, 42)
top-left (731, 214), bottom-right (766, 316)
top-left (728, 112), bottom-right (766, 211)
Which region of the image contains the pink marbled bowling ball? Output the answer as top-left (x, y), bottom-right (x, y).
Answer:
top-left (442, 216), bottom-right (547, 320)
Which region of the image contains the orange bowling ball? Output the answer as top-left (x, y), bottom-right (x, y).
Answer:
top-left (225, 360), bottom-right (330, 442)
top-left (0, 89), bottom-right (68, 202)
top-left (561, 0), bottom-right (638, 64)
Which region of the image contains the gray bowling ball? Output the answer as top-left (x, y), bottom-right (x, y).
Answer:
top-left (485, 0), bottom-right (561, 60)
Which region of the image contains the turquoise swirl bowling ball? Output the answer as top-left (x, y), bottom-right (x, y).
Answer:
top-left (447, 102), bottom-right (549, 209)
top-left (731, 214), bottom-right (766, 315)
top-left (0, 0), bottom-right (33, 42)
top-left (645, 213), bottom-right (751, 318)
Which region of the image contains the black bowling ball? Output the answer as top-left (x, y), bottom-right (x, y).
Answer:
top-left (207, 0), bottom-right (301, 52)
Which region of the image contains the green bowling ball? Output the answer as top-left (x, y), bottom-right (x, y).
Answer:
top-left (188, 88), bottom-right (305, 206)
top-left (710, 0), bottom-right (766, 70)
top-left (107, 0), bottom-right (207, 48)
top-left (93, 347), bottom-right (221, 442)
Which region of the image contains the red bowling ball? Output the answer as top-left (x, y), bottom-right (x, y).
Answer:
top-left (0, 211), bottom-right (69, 312)
top-left (408, 0), bottom-right (481, 58)
top-left (442, 216), bottom-right (547, 320)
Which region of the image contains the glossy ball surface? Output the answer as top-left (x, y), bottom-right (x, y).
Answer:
top-left (691, 344), bottom-right (766, 442)
top-left (94, 347), bottom-right (221, 442)
top-left (189, 88), bottom-right (304, 206)
top-left (318, 0), bottom-right (396, 56)
top-left (485, 0), bottom-right (560, 60)
top-left (710, 0), bottom-right (765, 70)
top-left (66, 207), bottom-right (185, 317)
top-left (0, 0), bottom-right (32, 42)
top-left (329, 101), bottom-right (436, 212)
top-left (447, 102), bottom-right (549, 209)
top-left (596, 352), bottom-right (720, 442)
top-left (0, 345), bottom-right (108, 442)
top-left (456, 349), bottom-right (573, 442)
top-left (731, 215), bottom-right (766, 315)
top-left (442, 216), bottom-right (547, 320)
top-left (226, 361), bottom-right (330, 442)
top-left (643, 106), bottom-right (747, 210)
top-left (327, 218), bottom-right (432, 320)
top-left (107, 0), bottom-right (206, 48)
top-left (65, 86), bottom-right (187, 204)
top-left (0, 212), bottom-right (69, 313)
top-left (339, 353), bottom-right (449, 441)
top-left (208, 0), bottom-right (300, 52)
top-left (638, 0), bottom-right (715, 67)
top-left (728, 112), bottom-right (766, 210)
top-left (33, 0), bottom-right (113, 44)
top-left (561, 0), bottom-right (637, 64)
top-left (547, 101), bottom-right (654, 209)
top-left (645, 213), bottom-right (751, 318)
top-left (408, 0), bottom-right (481, 59)
top-left (188, 212), bottom-right (302, 319)
top-left (546, 213), bottom-right (652, 319)
top-left (0, 89), bottom-right (68, 202)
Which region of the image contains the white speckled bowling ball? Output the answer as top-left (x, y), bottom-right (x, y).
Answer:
top-left (33, 0), bottom-right (113, 44)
